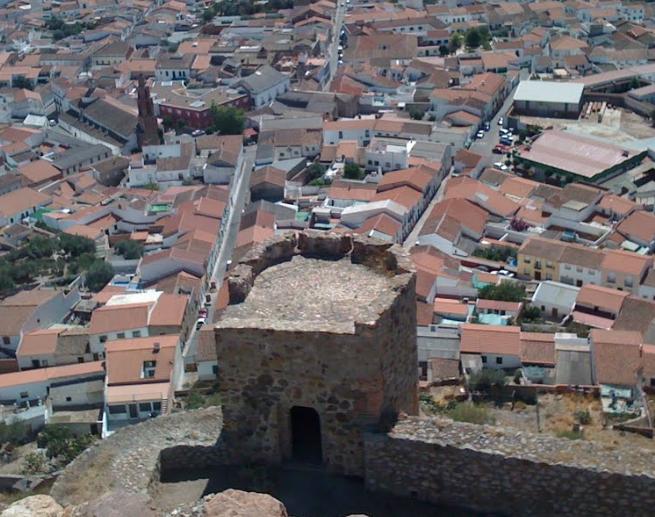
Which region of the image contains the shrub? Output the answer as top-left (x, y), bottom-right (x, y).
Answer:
top-left (37, 425), bottom-right (95, 466)
top-left (469, 369), bottom-right (507, 393)
top-left (521, 305), bottom-right (542, 322)
top-left (343, 162), bottom-right (364, 180)
top-left (478, 281), bottom-right (525, 302)
top-left (0, 421), bottom-right (28, 445)
top-left (21, 451), bottom-right (47, 475)
top-left (447, 403), bottom-right (494, 425)
top-left (114, 240), bottom-right (144, 260)
top-left (574, 409), bottom-right (592, 425)
top-left (557, 429), bottom-right (583, 440)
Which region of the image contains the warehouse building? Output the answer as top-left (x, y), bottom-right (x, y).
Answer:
top-left (512, 81), bottom-right (584, 118)
top-left (516, 129), bottom-right (647, 184)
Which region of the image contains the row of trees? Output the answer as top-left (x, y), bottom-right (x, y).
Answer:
top-left (443, 27), bottom-right (493, 56)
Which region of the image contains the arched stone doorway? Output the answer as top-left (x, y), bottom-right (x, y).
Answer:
top-left (290, 406), bottom-right (322, 465)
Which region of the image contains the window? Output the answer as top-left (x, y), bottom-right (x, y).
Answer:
top-left (607, 273), bottom-right (616, 284)
top-left (108, 405), bottom-right (127, 415)
top-left (153, 402), bottom-right (162, 411)
top-left (625, 276), bottom-right (633, 288)
top-left (2, 336), bottom-right (9, 345)
top-left (139, 402), bottom-right (152, 412)
top-left (20, 392), bottom-right (28, 399)
top-left (534, 261), bottom-right (542, 269)
top-left (576, 267), bottom-right (583, 273)
top-left (212, 364), bottom-right (218, 375)
top-left (564, 264), bottom-right (571, 270)
top-left (496, 357), bottom-right (503, 365)
top-left (546, 261), bottom-right (553, 269)
top-left (523, 257), bottom-right (531, 264)
top-left (117, 332), bottom-right (125, 339)
top-left (132, 330), bottom-right (142, 338)
top-left (66, 396), bottom-right (72, 402)
top-left (99, 335), bottom-right (107, 343)
top-left (481, 355), bottom-right (487, 363)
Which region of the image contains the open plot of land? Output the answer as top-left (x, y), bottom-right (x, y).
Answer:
top-left (423, 387), bottom-right (655, 450)
top-left (519, 107), bottom-right (655, 144)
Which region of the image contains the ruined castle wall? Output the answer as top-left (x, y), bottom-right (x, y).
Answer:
top-left (216, 293), bottom-right (417, 477)
top-left (364, 417), bottom-right (655, 517)
top-left (216, 232), bottom-right (418, 477)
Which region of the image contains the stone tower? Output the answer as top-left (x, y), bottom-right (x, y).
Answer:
top-left (214, 231), bottom-right (418, 477)
top-left (136, 75), bottom-right (161, 147)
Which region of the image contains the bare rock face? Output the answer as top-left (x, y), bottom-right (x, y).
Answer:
top-left (62, 490), bottom-right (156, 517)
top-left (1, 495), bottom-right (63, 517)
top-left (202, 489), bottom-right (288, 517)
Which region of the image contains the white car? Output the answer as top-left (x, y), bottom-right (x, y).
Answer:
top-left (195, 317), bottom-right (206, 330)
top-left (493, 161), bottom-right (509, 171)
top-left (498, 117), bottom-right (504, 126)
top-left (476, 130), bottom-right (485, 139)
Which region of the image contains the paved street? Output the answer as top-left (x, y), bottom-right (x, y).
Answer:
top-left (181, 146), bottom-right (255, 365)
top-left (404, 71), bottom-right (528, 250)
top-left (323, 1), bottom-right (346, 91)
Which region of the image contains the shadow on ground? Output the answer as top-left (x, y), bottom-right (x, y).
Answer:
top-left (160, 464), bottom-right (498, 517)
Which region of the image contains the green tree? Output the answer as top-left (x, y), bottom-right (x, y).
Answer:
top-left (521, 305), bottom-right (542, 322)
top-left (408, 106), bottom-right (424, 120)
top-left (115, 240), bottom-right (144, 260)
top-left (24, 236), bottom-right (57, 259)
top-left (85, 260), bottom-right (114, 292)
top-left (58, 234), bottom-right (95, 258)
top-left (209, 105), bottom-right (245, 135)
top-left (305, 163), bottom-right (326, 182)
top-left (469, 369), bottom-right (507, 394)
top-left (0, 421), bottom-right (27, 445)
top-left (37, 425), bottom-right (95, 465)
top-left (448, 33), bottom-right (463, 54)
top-left (478, 281), bottom-right (525, 302)
top-left (465, 27), bottom-right (482, 48)
top-left (343, 162), bottom-right (364, 180)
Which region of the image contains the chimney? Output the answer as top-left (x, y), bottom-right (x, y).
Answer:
top-left (153, 342), bottom-right (161, 354)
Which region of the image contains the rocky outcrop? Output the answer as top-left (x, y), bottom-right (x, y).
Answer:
top-left (201, 490), bottom-right (288, 517)
top-left (1, 495), bottom-right (63, 517)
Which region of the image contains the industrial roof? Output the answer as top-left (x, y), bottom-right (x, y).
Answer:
top-left (518, 129), bottom-right (639, 179)
top-left (513, 80), bottom-right (584, 105)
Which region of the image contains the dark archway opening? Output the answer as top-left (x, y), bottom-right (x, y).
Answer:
top-left (290, 406), bottom-right (322, 464)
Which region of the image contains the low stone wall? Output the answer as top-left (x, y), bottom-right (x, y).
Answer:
top-left (51, 407), bottom-right (223, 507)
top-left (364, 416), bottom-right (655, 517)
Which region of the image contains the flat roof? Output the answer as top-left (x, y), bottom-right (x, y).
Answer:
top-left (514, 80), bottom-right (584, 105)
top-left (519, 130), bottom-right (639, 179)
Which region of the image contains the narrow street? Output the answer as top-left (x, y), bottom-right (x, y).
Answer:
top-left (322, 1), bottom-right (346, 91)
top-left (181, 146), bottom-right (255, 365)
top-left (403, 70), bottom-right (527, 249)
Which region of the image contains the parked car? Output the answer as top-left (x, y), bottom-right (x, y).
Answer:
top-left (199, 308), bottom-right (208, 317)
top-left (476, 130), bottom-right (485, 139)
top-left (195, 317), bottom-right (206, 330)
top-left (483, 122), bottom-right (490, 131)
top-left (493, 161), bottom-right (509, 171)
top-left (500, 137), bottom-right (513, 146)
top-left (498, 117), bottom-right (504, 126)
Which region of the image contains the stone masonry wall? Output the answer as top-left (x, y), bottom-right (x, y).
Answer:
top-left (215, 231), bottom-right (418, 477)
top-left (364, 416), bottom-right (655, 517)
